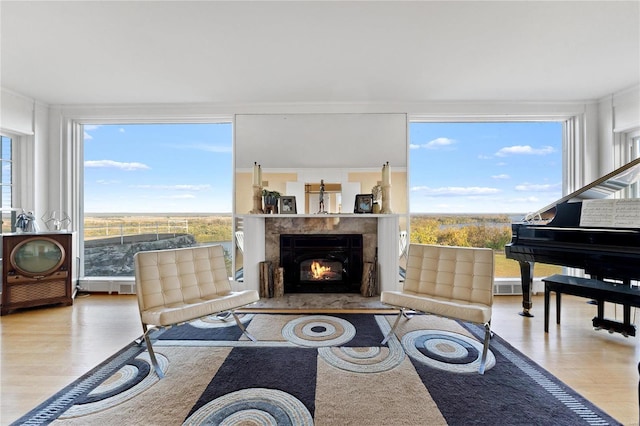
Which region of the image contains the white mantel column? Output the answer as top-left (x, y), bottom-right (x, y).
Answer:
top-left (377, 215), bottom-right (400, 292)
top-left (241, 216), bottom-right (265, 292)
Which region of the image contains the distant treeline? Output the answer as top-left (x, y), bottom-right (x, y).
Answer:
top-left (84, 213), bottom-right (513, 251)
top-left (409, 214), bottom-right (512, 250)
top-left (84, 215), bottom-right (232, 244)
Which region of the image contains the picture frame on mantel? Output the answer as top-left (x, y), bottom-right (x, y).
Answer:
top-left (354, 194), bottom-right (374, 214)
top-left (280, 196), bottom-right (297, 214)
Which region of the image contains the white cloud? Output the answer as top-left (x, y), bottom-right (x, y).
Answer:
top-left (96, 179), bottom-right (120, 185)
top-left (85, 160), bottom-right (150, 171)
top-left (130, 184), bottom-right (211, 191)
top-left (514, 182), bottom-right (561, 192)
top-left (83, 124), bottom-right (100, 141)
top-left (512, 196), bottom-right (541, 203)
top-left (495, 145), bottom-right (555, 157)
top-left (410, 185), bottom-right (500, 196)
top-left (492, 174), bottom-right (510, 180)
top-left (411, 137), bottom-right (456, 150)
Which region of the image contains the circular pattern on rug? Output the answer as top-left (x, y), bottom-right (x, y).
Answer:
top-left (190, 313), bottom-right (254, 329)
top-left (182, 388), bottom-right (313, 425)
top-left (59, 352), bottom-right (168, 418)
top-left (402, 330), bottom-right (495, 373)
top-left (318, 336), bottom-right (405, 373)
top-left (281, 315), bottom-right (356, 347)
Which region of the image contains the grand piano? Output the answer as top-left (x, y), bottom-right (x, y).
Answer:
top-left (505, 157), bottom-right (640, 323)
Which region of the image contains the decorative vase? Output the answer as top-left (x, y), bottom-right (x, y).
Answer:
top-left (264, 196), bottom-right (279, 214)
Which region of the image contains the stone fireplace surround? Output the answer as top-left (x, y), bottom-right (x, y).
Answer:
top-left (239, 214), bottom-right (400, 295)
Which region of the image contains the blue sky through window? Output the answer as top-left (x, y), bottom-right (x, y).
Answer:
top-left (409, 122), bottom-right (562, 214)
top-left (84, 123), bottom-right (233, 213)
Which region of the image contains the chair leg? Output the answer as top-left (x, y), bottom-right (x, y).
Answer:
top-left (478, 322), bottom-right (491, 375)
top-left (402, 310), bottom-right (416, 320)
top-left (381, 309), bottom-right (405, 345)
top-left (215, 311), bottom-right (233, 321)
top-left (142, 325), bottom-right (164, 379)
top-left (232, 311), bottom-right (257, 342)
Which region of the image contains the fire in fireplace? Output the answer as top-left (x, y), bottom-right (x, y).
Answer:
top-left (280, 234), bottom-right (363, 293)
top-left (302, 259), bottom-right (343, 281)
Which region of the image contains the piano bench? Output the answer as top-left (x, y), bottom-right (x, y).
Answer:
top-left (543, 274), bottom-right (640, 337)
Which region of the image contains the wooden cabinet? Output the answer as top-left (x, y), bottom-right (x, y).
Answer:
top-left (1, 233), bottom-right (73, 315)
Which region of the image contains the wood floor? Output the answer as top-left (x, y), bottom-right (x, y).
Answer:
top-left (1, 292), bottom-right (638, 425)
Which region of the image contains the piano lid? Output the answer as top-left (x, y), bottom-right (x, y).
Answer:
top-left (523, 157), bottom-right (640, 223)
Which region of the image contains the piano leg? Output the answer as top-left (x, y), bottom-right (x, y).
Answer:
top-left (518, 261), bottom-right (534, 317)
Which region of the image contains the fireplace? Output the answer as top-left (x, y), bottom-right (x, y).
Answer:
top-left (280, 234), bottom-right (363, 293)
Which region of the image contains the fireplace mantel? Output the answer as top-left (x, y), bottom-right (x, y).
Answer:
top-left (238, 214), bottom-right (400, 294)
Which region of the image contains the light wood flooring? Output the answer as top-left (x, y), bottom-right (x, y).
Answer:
top-left (1, 292), bottom-right (638, 425)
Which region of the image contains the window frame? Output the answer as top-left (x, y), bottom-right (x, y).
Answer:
top-left (0, 133), bottom-right (14, 232)
top-left (73, 117), bottom-right (234, 280)
top-left (407, 114), bottom-right (575, 288)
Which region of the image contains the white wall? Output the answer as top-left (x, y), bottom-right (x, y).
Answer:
top-left (0, 89), bottom-right (34, 135)
top-left (598, 86), bottom-right (640, 175)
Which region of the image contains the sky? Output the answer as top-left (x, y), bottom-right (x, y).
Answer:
top-left (84, 121), bottom-right (562, 215)
top-left (84, 123), bottom-right (233, 213)
top-left (409, 121), bottom-right (562, 215)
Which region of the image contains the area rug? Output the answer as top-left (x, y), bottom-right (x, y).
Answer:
top-left (14, 313), bottom-right (620, 425)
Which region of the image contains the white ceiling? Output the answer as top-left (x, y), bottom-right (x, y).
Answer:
top-left (1, 1), bottom-right (639, 106)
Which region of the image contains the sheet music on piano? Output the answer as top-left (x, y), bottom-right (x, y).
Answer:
top-left (580, 199), bottom-right (640, 228)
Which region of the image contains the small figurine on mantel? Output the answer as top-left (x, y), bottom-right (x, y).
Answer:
top-left (318, 179), bottom-right (327, 213)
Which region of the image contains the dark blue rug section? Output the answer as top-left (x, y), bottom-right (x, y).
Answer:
top-left (330, 313), bottom-right (387, 346)
top-left (410, 322), bottom-right (622, 426)
top-left (185, 346), bottom-right (318, 420)
top-left (157, 320), bottom-right (248, 341)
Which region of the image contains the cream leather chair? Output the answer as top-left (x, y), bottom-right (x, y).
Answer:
top-left (134, 244), bottom-right (259, 378)
top-left (381, 243), bottom-right (495, 374)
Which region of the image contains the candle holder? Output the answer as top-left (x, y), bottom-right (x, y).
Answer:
top-left (380, 184), bottom-right (393, 214)
top-left (380, 162), bottom-right (392, 214)
top-left (250, 184), bottom-right (264, 214)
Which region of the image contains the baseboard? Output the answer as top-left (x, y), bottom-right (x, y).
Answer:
top-left (78, 278), bottom-right (136, 295)
top-left (493, 279), bottom-right (543, 296)
top-left (494, 282), bottom-right (522, 295)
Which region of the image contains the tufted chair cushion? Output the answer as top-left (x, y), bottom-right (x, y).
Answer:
top-left (135, 244), bottom-right (259, 327)
top-left (381, 244), bottom-right (494, 324)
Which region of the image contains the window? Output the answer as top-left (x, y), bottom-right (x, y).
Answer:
top-left (1, 134), bottom-right (13, 234)
top-left (408, 121), bottom-right (564, 279)
top-left (82, 123), bottom-right (233, 277)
